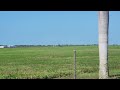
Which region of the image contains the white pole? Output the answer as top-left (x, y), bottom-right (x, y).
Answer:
top-left (74, 49), bottom-right (76, 79)
top-left (98, 11), bottom-right (109, 79)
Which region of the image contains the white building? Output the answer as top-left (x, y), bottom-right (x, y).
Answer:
top-left (0, 46), bottom-right (4, 48)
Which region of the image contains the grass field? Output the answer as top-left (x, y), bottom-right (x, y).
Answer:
top-left (0, 45), bottom-right (120, 79)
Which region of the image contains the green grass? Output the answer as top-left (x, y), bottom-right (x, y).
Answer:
top-left (0, 45), bottom-right (120, 79)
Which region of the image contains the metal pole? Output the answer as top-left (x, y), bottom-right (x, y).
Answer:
top-left (74, 49), bottom-right (76, 79)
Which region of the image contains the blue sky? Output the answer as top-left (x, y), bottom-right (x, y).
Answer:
top-left (0, 11), bottom-right (120, 45)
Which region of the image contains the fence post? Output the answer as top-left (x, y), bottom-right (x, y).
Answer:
top-left (74, 49), bottom-right (76, 79)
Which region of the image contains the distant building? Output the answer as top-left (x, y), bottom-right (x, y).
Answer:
top-left (8, 45), bottom-right (16, 48)
top-left (10, 45), bottom-right (16, 48)
top-left (0, 45), bottom-right (16, 48)
top-left (0, 46), bottom-right (5, 48)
